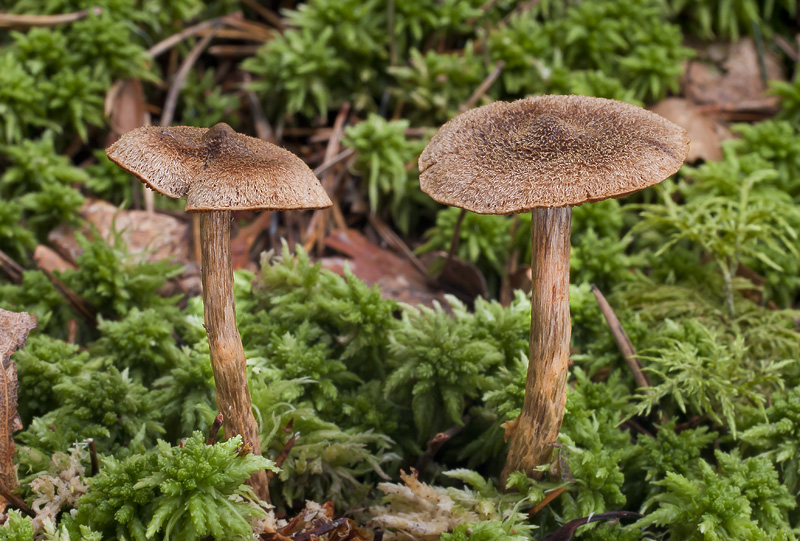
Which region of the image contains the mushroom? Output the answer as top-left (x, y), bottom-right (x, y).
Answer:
top-left (106, 123), bottom-right (331, 499)
top-left (418, 95), bottom-right (689, 480)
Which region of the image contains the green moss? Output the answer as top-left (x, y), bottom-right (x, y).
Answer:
top-left (66, 432), bottom-right (275, 540)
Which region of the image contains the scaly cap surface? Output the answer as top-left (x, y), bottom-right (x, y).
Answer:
top-left (419, 95), bottom-right (690, 214)
top-left (106, 123), bottom-right (332, 212)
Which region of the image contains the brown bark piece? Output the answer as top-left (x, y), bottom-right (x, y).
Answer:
top-left (83, 200), bottom-right (189, 263)
top-left (33, 245), bottom-right (76, 274)
top-left (200, 212), bottom-right (269, 501)
top-left (503, 207), bottom-right (572, 480)
top-left (0, 309), bottom-right (37, 512)
top-left (48, 199), bottom-right (189, 265)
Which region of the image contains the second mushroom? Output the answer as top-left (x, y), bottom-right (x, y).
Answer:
top-left (418, 95), bottom-right (689, 480)
top-left (106, 123), bottom-right (332, 500)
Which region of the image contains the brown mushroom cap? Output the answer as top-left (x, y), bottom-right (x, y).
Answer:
top-left (106, 123), bottom-right (332, 212)
top-left (106, 126), bottom-right (206, 198)
top-left (419, 95), bottom-right (690, 214)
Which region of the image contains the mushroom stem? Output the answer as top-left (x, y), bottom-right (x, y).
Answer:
top-left (503, 206), bottom-right (572, 480)
top-left (200, 210), bottom-right (270, 501)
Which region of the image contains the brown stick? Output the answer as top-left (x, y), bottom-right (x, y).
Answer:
top-left (459, 60), bottom-right (504, 112)
top-left (0, 7), bottom-right (100, 28)
top-left (0, 482), bottom-right (33, 517)
top-left (41, 269), bottom-right (97, 327)
top-left (775, 34), bottom-right (800, 62)
top-left (208, 44), bottom-right (261, 57)
top-left (0, 249), bottom-right (24, 284)
top-left (312, 148), bottom-right (355, 177)
top-left (591, 285), bottom-right (652, 391)
top-left (242, 72), bottom-right (274, 143)
top-left (500, 215), bottom-right (521, 306)
top-left (239, 0), bottom-right (285, 30)
top-left (267, 429), bottom-right (297, 482)
top-left (416, 414), bottom-right (470, 472)
top-left (148, 21), bottom-right (219, 216)
top-left (160, 25), bottom-right (220, 128)
top-left (86, 438), bottom-right (99, 476)
top-left (221, 16), bottom-right (274, 41)
top-left (503, 207), bottom-right (572, 480)
top-left (442, 208), bottom-right (467, 274)
top-left (147, 13), bottom-right (238, 58)
top-left (200, 211), bottom-right (269, 502)
top-left (367, 214), bottom-right (429, 277)
top-left (622, 418), bottom-right (654, 438)
top-left (304, 103), bottom-right (351, 252)
top-left (206, 413), bottom-right (224, 445)
top-left (530, 487), bottom-right (565, 516)
top-left (292, 518), bottom-right (348, 541)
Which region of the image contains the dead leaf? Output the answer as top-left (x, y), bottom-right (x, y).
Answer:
top-left (0, 309), bottom-right (37, 511)
top-left (684, 38), bottom-right (785, 116)
top-left (231, 212), bottom-right (272, 270)
top-left (543, 511), bottom-right (642, 541)
top-left (322, 229), bottom-right (447, 307)
top-left (509, 265), bottom-right (532, 293)
top-left (649, 98), bottom-right (729, 163)
top-left (421, 251), bottom-right (489, 301)
top-left (105, 78), bottom-right (149, 137)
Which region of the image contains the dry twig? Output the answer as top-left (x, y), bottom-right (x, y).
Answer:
top-left (41, 269), bottom-right (97, 327)
top-left (206, 413), bottom-right (224, 445)
top-left (148, 13), bottom-right (239, 58)
top-left (243, 72), bottom-right (274, 142)
top-left (0, 7), bottom-right (100, 28)
top-left (304, 103), bottom-right (351, 252)
top-left (86, 438), bottom-right (99, 476)
top-left (591, 285), bottom-right (652, 391)
top-left (459, 61), bottom-right (505, 112)
top-left (416, 414), bottom-right (470, 472)
top-left (160, 25), bottom-right (220, 127)
top-left (239, 0), bottom-right (284, 30)
top-left (530, 487), bottom-right (565, 516)
top-left (0, 250), bottom-right (23, 285)
top-left (367, 215), bottom-right (429, 277)
top-left (0, 483), bottom-right (33, 517)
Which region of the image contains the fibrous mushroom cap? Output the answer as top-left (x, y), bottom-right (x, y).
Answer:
top-left (106, 125), bottom-right (206, 198)
top-left (419, 95), bottom-right (690, 214)
top-left (105, 123), bottom-right (332, 212)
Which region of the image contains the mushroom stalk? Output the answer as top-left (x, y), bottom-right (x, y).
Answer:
top-left (200, 210), bottom-right (270, 500)
top-left (503, 206), bottom-right (572, 479)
